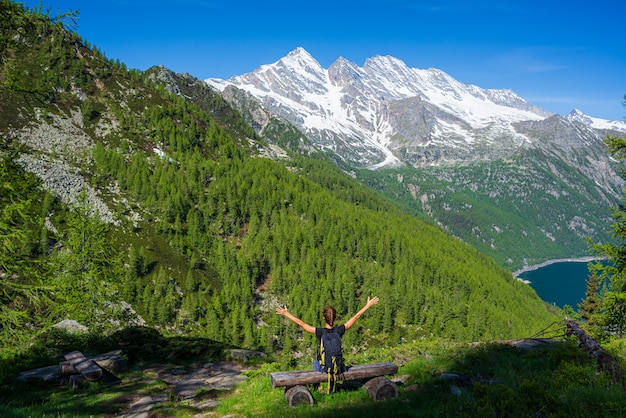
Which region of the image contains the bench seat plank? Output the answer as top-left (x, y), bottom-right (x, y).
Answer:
top-left (271, 362), bottom-right (397, 388)
top-left (64, 350), bottom-right (103, 381)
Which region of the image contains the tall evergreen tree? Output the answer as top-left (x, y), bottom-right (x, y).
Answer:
top-left (0, 156), bottom-right (50, 348)
top-left (578, 272), bottom-right (601, 329)
top-left (51, 193), bottom-right (124, 332)
top-left (587, 96), bottom-right (626, 337)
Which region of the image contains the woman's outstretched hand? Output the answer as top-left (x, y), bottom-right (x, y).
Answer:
top-left (366, 296), bottom-right (379, 308)
top-left (276, 305), bottom-right (288, 315)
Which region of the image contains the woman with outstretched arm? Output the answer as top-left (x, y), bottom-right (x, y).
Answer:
top-left (276, 296), bottom-right (379, 371)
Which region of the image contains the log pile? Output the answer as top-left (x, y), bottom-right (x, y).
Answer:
top-left (64, 350), bottom-right (103, 383)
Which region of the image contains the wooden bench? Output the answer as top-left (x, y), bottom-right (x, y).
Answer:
top-left (270, 362), bottom-right (399, 406)
top-left (63, 350), bottom-right (103, 387)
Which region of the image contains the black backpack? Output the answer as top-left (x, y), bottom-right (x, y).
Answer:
top-left (319, 328), bottom-right (344, 392)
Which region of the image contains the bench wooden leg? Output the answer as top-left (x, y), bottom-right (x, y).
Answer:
top-left (363, 376), bottom-right (398, 401)
top-left (69, 374), bottom-right (87, 389)
top-left (285, 385), bottom-right (314, 406)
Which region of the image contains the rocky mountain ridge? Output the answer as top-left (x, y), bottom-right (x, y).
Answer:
top-left (207, 47), bottom-right (624, 171)
top-left (564, 108), bottom-right (626, 132)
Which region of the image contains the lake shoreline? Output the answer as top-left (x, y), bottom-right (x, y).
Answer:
top-left (512, 256), bottom-right (602, 277)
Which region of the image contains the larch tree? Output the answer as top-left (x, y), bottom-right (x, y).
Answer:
top-left (586, 96), bottom-right (626, 337)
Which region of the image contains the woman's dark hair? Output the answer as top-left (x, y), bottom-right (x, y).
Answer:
top-left (323, 306), bottom-right (337, 326)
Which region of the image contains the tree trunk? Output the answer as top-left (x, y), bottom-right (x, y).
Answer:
top-left (565, 318), bottom-right (624, 386)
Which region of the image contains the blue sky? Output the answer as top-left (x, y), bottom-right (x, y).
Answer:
top-left (25, 0), bottom-right (626, 120)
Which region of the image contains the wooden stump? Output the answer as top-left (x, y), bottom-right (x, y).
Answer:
top-left (363, 376), bottom-right (398, 401)
top-left (285, 385), bottom-right (314, 407)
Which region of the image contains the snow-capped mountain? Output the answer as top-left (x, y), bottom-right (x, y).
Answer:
top-left (204, 47), bottom-right (625, 267)
top-left (207, 47), bottom-right (559, 168)
top-left (565, 108), bottom-right (626, 132)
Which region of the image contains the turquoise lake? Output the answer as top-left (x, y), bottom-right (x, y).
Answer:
top-left (518, 261), bottom-right (593, 308)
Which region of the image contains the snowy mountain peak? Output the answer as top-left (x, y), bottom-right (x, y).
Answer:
top-left (565, 108), bottom-right (626, 132)
top-left (364, 54), bottom-right (410, 72)
top-left (328, 56), bottom-right (364, 86)
top-left (288, 46), bottom-right (309, 57)
top-left (205, 47), bottom-right (563, 168)
top-left (280, 47), bottom-right (323, 73)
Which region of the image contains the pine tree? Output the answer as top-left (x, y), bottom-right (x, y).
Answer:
top-left (587, 97), bottom-right (626, 337)
top-left (51, 193), bottom-right (124, 332)
top-left (0, 156), bottom-right (49, 348)
top-left (578, 272), bottom-right (601, 329)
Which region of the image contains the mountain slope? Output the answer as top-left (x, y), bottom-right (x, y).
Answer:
top-left (207, 47), bottom-right (625, 269)
top-left (0, 1), bottom-right (561, 356)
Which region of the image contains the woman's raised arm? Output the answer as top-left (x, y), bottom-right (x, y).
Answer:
top-left (276, 305), bottom-right (316, 334)
top-left (344, 296), bottom-right (379, 330)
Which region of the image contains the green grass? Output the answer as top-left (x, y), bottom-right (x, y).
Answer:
top-left (2, 332), bottom-right (626, 417)
top-left (213, 339), bottom-right (626, 418)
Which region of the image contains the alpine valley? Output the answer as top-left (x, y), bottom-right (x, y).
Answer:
top-left (4, 2), bottom-right (626, 416)
top-left (207, 47), bottom-right (626, 270)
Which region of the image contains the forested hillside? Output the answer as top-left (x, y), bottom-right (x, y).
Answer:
top-left (356, 149), bottom-right (616, 269)
top-left (0, 0), bottom-right (559, 365)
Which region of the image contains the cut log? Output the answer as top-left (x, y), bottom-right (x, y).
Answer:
top-left (17, 364), bottom-right (60, 382)
top-left (362, 376), bottom-right (398, 401)
top-left (271, 362), bottom-right (398, 388)
top-left (285, 385), bottom-right (314, 407)
top-left (59, 361), bottom-right (77, 375)
top-left (64, 351), bottom-right (102, 382)
top-left (92, 352), bottom-right (128, 373)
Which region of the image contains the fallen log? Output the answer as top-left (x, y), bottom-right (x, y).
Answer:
top-left (565, 318), bottom-right (624, 386)
top-left (17, 364), bottom-right (60, 382)
top-left (565, 319), bottom-right (602, 356)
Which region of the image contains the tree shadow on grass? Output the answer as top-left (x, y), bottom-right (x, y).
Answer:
top-left (256, 340), bottom-right (626, 418)
top-left (0, 325), bottom-right (228, 417)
